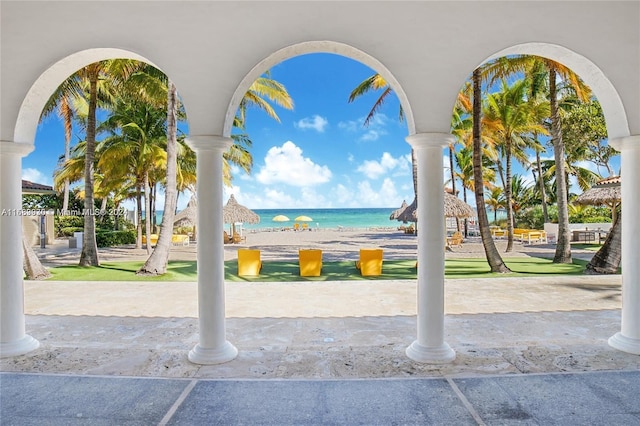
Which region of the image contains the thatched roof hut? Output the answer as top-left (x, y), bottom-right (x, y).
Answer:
top-left (174, 195), bottom-right (197, 227)
top-left (574, 176), bottom-right (621, 222)
top-left (574, 176), bottom-right (621, 205)
top-left (393, 192), bottom-right (474, 223)
top-left (223, 194), bottom-right (260, 225)
top-left (389, 200), bottom-right (409, 221)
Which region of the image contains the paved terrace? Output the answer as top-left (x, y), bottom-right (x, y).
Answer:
top-left (3, 240), bottom-right (639, 424)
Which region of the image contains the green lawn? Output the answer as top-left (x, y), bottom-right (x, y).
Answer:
top-left (47, 256), bottom-right (591, 282)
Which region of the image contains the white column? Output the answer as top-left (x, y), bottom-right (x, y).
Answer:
top-left (608, 135), bottom-right (640, 355)
top-left (404, 133), bottom-right (456, 363)
top-left (185, 135), bottom-right (238, 364)
top-left (0, 141), bottom-right (40, 357)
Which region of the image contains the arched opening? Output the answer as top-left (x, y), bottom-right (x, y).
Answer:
top-left (444, 43), bottom-right (632, 355)
top-left (15, 49), bottom-right (196, 298)
top-left (187, 40), bottom-right (456, 365)
top-left (223, 41), bottom-right (415, 138)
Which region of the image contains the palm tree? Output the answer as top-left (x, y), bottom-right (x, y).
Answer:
top-left (471, 67), bottom-right (510, 272)
top-left (40, 88), bottom-right (87, 211)
top-left (226, 75), bottom-right (294, 184)
top-left (485, 187), bottom-right (505, 224)
top-left (483, 79), bottom-right (548, 251)
top-left (348, 73), bottom-right (403, 126)
top-left (347, 73), bottom-right (421, 213)
top-left (98, 94), bottom-right (168, 251)
top-left (138, 79), bottom-right (179, 275)
top-left (490, 55), bottom-right (592, 263)
top-left (54, 59), bottom-right (142, 266)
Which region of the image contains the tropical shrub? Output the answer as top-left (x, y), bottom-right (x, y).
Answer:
top-left (59, 226), bottom-right (85, 237)
top-left (96, 230), bottom-right (136, 247)
top-left (55, 216), bottom-right (84, 236)
top-left (515, 205), bottom-right (558, 229)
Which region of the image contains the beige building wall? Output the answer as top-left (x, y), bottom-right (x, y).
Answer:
top-left (22, 214), bottom-right (54, 246)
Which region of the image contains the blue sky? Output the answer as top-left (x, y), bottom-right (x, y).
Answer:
top-left (25, 53), bottom-right (617, 212)
top-left (27, 53), bottom-right (419, 211)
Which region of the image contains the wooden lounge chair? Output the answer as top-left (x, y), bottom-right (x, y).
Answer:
top-left (355, 248), bottom-right (383, 276)
top-left (299, 249), bottom-right (322, 277)
top-left (447, 231), bottom-right (463, 248)
top-left (237, 249), bottom-right (262, 276)
top-left (223, 231), bottom-right (232, 244)
top-left (232, 231), bottom-right (246, 244)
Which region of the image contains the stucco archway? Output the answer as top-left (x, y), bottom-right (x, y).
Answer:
top-left (485, 42), bottom-right (630, 140)
top-left (13, 48), bottom-right (163, 146)
top-left (193, 41), bottom-right (455, 364)
top-left (222, 41), bottom-right (416, 138)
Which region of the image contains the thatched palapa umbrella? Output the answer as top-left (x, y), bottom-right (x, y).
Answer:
top-left (394, 192), bottom-right (474, 223)
top-left (574, 175), bottom-right (621, 223)
top-left (389, 200), bottom-right (408, 221)
top-left (174, 195), bottom-right (197, 228)
top-left (223, 194), bottom-right (260, 235)
top-left (574, 176), bottom-right (621, 274)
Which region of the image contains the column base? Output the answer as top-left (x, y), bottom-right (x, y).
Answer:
top-left (406, 340), bottom-right (456, 364)
top-left (0, 334), bottom-right (40, 358)
top-left (188, 340), bottom-right (238, 365)
top-left (608, 332), bottom-right (640, 355)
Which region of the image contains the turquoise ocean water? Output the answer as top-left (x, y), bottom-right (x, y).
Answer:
top-left (155, 207), bottom-right (505, 230)
top-left (245, 208), bottom-right (397, 231)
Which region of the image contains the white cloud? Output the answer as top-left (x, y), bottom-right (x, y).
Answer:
top-left (337, 119), bottom-right (358, 132)
top-left (355, 178), bottom-right (401, 207)
top-left (22, 168), bottom-right (52, 186)
top-left (256, 141), bottom-right (332, 187)
top-left (360, 130), bottom-right (382, 141)
top-left (357, 152), bottom-right (410, 180)
top-left (332, 183), bottom-right (356, 206)
top-left (230, 164), bottom-right (252, 181)
top-left (294, 115), bottom-right (328, 132)
top-left (338, 114), bottom-right (390, 142)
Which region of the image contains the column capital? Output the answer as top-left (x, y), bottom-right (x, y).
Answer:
top-left (609, 135), bottom-right (640, 151)
top-left (185, 135), bottom-right (233, 152)
top-left (0, 141), bottom-right (34, 157)
top-left (405, 133), bottom-right (454, 149)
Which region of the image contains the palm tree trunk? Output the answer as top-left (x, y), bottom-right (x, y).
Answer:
top-left (550, 68), bottom-right (572, 263)
top-left (586, 211), bottom-right (621, 274)
top-left (23, 233), bottom-right (51, 280)
top-left (99, 197), bottom-right (108, 224)
top-left (139, 80), bottom-right (179, 275)
top-left (505, 138), bottom-right (514, 252)
top-left (136, 187), bottom-right (143, 249)
top-left (144, 171), bottom-right (152, 255)
top-left (449, 145), bottom-right (462, 232)
top-left (472, 68), bottom-right (510, 273)
top-left (79, 65), bottom-right (100, 267)
top-left (151, 183), bottom-right (157, 233)
top-left (535, 149), bottom-right (549, 223)
top-left (60, 96), bottom-right (73, 212)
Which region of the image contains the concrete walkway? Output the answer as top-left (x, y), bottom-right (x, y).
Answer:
top-left (2, 370), bottom-right (639, 425)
